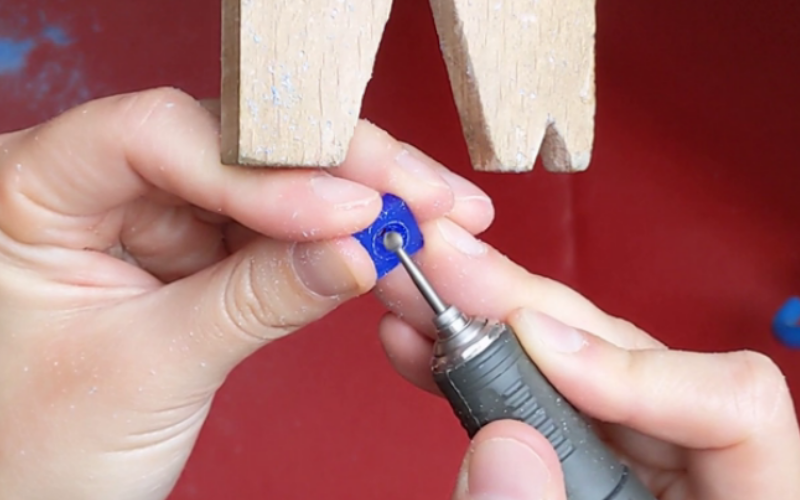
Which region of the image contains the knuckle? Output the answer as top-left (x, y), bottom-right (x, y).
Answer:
top-left (0, 141), bottom-right (40, 244)
top-left (116, 87), bottom-right (198, 139)
top-left (218, 253), bottom-right (300, 345)
top-left (730, 350), bottom-right (790, 430)
top-left (220, 256), bottom-right (276, 344)
top-left (0, 155), bottom-right (19, 217)
top-left (124, 86), bottom-right (195, 111)
top-left (610, 316), bottom-right (665, 349)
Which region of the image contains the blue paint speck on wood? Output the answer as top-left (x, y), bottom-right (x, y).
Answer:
top-left (0, 39), bottom-right (35, 74)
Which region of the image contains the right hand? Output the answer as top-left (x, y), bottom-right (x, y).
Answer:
top-left (374, 220), bottom-right (800, 499)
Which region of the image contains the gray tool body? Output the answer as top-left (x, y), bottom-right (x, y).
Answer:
top-left (383, 231), bottom-right (656, 500)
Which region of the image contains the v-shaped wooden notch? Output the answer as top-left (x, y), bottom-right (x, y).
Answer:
top-left (430, 0), bottom-right (596, 172)
top-left (220, 0), bottom-right (393, 167)
top-left (220, 0), bottom-right (596, 173)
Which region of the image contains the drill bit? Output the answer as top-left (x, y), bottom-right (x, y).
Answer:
top-left (383, 231), bottom-right (448, 315)
top-left (383, 230), bottom-right (471, 342)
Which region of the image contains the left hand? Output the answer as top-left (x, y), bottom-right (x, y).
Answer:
top-left (0, 87), bottom-right (495, 499)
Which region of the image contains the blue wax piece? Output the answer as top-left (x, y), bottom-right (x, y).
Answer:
top-left (773, 296), bottom-right (800, 348)
top-left (353, 193), bottom-right (424, 278)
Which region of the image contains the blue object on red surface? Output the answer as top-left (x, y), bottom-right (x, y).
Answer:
top-left (773, 297), bottom-right (800, 348)
top-left (353, 193), bottom-right (424, 278)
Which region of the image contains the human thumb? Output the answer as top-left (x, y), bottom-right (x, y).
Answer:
top-left (113, 234), bottom-right (376, 382)
top-left (451, 420), bottom-right (567, 500)
top-left (504, 308), bottom-right (800, 499)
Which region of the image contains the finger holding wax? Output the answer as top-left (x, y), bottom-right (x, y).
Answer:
top-left (375, 217), bottom-right (660, 347)
top-left (0, 88), bottom-right (499, 500)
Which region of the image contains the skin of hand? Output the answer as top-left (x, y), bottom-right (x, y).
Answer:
top-left (375, 224), bottom-right (800, 499)
top-left (0, 87), bottom-right (496, 499)
top-left (2, 87), bottom-right (799, 500)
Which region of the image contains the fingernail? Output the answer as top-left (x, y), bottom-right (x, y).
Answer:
top-left (518, 309), bottom-right (587, 353)
top-left (311, 174), bottom-right (379, 209)
top-left (468, 438), bottom-right (549, 500)
top-left (395, 148), bottom-right (448, 188)
top-left (291, 241), bottom-right (361, 297)
top-left (437, 219), bottom-right (487, 256)
top-left (438, 168), bottom-right (493, 207)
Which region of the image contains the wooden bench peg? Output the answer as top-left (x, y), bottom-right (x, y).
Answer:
top-left (429, 0), bottom-right (596, 172)
top-left (220, 0), bottom-right (393, 167)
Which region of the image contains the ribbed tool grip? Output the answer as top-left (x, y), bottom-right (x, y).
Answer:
top-left (433, 326), bottom-right (656, 500)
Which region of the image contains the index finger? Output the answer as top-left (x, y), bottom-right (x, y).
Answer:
top-left (375, 218), bottom-right (663, 350)
top-left (0, 88), bottom-right (453, 248)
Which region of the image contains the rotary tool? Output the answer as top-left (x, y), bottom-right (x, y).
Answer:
top-left (383, 230), bottom-right (656, 500)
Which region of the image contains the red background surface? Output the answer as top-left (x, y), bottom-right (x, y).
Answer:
top-left (2, 0), bottom-right (799, 498)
